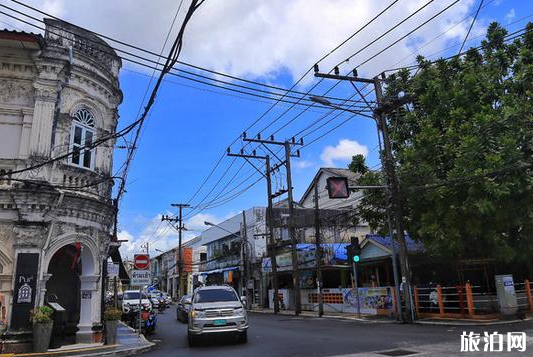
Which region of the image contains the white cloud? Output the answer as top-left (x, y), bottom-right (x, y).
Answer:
top-left (294, 159), bottom-right (315, 169)
top-left (118, 212), bottom-right (225, 258)
top-left (185, 212), bottom-right (223, 231)
top-left (320, 138), bottom-right (368, 166)
top-left (505, 9), bottom-right (515, 23)
top-left (8, 0), bottom-right (482, 83)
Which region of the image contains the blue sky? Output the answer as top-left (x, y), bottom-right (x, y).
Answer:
top-left (2, 0), bottom-right (531, 257)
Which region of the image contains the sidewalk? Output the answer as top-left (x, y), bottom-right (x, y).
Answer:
top-left (251, 308), bottom-right (532, 326)
top-left (250, 307), bottom-right (397, 323)
top-left (0, 322), bottom-right (155, 357)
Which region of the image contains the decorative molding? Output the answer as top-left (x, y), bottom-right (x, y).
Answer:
top-left (0, 80), bottom-right (34, 105)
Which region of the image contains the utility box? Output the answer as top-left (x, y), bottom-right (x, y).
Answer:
top-left (494, 274), bottom-right (518, 316)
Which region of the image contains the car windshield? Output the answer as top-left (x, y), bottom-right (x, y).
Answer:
top-left (194, 289), bottom-right (238, 303)
top-left (181, 295), bottom-right (191, 303)
top-left (123, 292), bottom-right (148, 300)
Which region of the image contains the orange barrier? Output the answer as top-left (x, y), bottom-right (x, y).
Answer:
top-left (525, 280), bottom-right (533, 313)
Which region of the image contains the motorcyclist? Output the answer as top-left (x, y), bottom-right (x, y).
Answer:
top-left (158, 293), bottom-right (165, 313)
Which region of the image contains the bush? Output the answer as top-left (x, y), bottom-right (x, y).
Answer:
top-left (103, 308), bottom-right (122, 321)
top-left (30, 306), bottom-right (53, 324)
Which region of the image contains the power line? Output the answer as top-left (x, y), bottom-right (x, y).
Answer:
top-left (385, 0), bottom-right (496, 75)
top-left (1, 2), bottom-right (369, 107)
top-left (355, 0), bottom-right (461, 70)
top-left (0, 7), bottom-right (373, 113)
top-left (179, 0), bottom-right (459, 217)
top-left (458, 0), bottom-right (484, 55)
top-left (180, 0), bottom-right (402, 213)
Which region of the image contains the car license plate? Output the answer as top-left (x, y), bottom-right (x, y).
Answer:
top-left (213, 319), bottom-right (226, 326)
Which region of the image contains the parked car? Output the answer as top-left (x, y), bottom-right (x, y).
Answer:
top-left (120, 290), bottom-right (152, 316)
top-left (176, 295), bottom-right (192, 322)
top-left (187, 285), bottom-right (248, 346)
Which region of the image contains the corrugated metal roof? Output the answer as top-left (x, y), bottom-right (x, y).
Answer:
top-left (366, 234), bottom-right (425, 253)
top-left (0, 29), bottom-right (44, 49)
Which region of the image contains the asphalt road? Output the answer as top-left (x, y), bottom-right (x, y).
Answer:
top-left (142, 307), bottom-right (533, 357)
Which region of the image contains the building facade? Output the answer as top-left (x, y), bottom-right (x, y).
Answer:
top-left (0, 19), bottom-right (122, 351)
top-left (198, 208), bottom-right (267, 305)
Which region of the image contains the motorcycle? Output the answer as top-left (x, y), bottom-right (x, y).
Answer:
top-left (141, 305), bottom-right (157, 335)
top-left (125, 304), bottom-right (157, 335)
top-left (157, 296), bottom-right (166, 314)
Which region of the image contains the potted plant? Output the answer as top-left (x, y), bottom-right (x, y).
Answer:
top-left (103, 308), bottom-right (121, 345)
top-left (30, 306), bottom-right (54, 353)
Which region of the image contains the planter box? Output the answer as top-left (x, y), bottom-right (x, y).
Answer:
top-left (105, 320), bottom-right (118, 345)
top-left (33, 321), bottom-right (53, 353)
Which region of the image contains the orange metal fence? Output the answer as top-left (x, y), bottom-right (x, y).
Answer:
top-left (414, 280), bottom-right (533, 320)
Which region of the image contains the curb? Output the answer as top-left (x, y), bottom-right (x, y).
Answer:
top-left (416, 317), bottom-right (532, 327)
top-left (0, 343), bottom-right (156, 357)
top-left (75, 342), bottom-right (156, 357)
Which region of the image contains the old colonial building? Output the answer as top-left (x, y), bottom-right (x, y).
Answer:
top-left (0, 19), bottom-right (122, 351)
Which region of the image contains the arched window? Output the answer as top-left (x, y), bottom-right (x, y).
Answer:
top-left (70, 108), bottom-right (96, 169)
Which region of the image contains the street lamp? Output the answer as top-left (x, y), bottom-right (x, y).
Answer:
top-left (309, 95), bottom-right (375, 120)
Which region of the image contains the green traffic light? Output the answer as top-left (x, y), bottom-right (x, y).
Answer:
top-left (353, 255), bottom-right (360, 263)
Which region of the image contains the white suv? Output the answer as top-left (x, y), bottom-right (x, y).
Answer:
top-left (187, 285), bottom-right (248, 346)
top-left (120, 290), bottom-right (152, 314)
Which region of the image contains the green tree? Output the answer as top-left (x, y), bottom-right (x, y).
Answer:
top-left (350, 23), bottom-right (533, 268)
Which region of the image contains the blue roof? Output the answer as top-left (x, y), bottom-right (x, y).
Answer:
top-left (366, 234), bottom-right (425, 253)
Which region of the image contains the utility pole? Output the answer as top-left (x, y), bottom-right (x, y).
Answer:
top-left (241, 210), bottom-right (251, 309)
top-left (163, 203), bottom-right (190, 298)
top-left (227, 149), bottom-right (280, 313)
top-left (241, 135), bottom-right (303, 315)
top-left (314, 184), bottom-right (323, 317)
top-left (314, 70), bottom-right (414, 322)
top-left (373, 76), bottom-right (414, 322)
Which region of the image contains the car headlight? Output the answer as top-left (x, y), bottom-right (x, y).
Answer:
top-left (191, 309), bottom-right (206, 319)
top-left (233, 307), bottom-right (244, 316)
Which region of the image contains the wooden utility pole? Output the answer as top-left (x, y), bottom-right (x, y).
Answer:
top-left (227, 150), bottom-right (280, 313)
top-left (163, 203), bottom-right (190, 298)
top-left (314, 184), bottom-right (323, 317)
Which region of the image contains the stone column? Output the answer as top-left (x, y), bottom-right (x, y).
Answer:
top-left (77, 274), bottom-right (100, 343)
top-left (37, 273), bottom-right (52, 306)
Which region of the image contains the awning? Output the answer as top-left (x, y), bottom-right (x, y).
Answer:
top-left (108, 246), bottom-right (131, 284)
top-left (194, 266), bottom-right (241, 276)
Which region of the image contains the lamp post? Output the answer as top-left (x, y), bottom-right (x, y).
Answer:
top-left (204, 220), bottom-right (253, 308)
top-left (309, 95), bottom-right (404, 322)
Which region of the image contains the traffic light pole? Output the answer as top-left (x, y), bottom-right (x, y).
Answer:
top-left (352, 260), bottom-right (360, 318)
top-left (313, 184), bottom-right (323, 317)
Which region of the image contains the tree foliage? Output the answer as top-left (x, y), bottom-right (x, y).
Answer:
top-left (350, 23), bottom-right (533, 266)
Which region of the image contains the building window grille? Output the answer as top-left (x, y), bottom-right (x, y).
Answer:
top-left (70, 109), bottom-right (96, 170)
